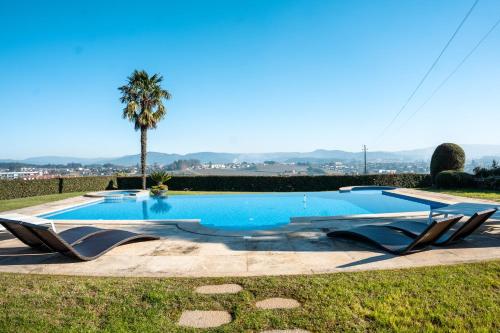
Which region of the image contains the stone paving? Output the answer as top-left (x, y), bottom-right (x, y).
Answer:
top-left (177, 310), bottom-right (232, 328)
top-left (260, 328), bottom-right (309, 333)
top-left (255, 297), bottom-right (301, 309)
top-left (179, 283), bottom-right (302, 329)
top-left (0, 189), bottom-right (498, 277)
top-left (195, 284), bottom-right (243, 294)
top-left (177, 284), bottom-right (307, 332)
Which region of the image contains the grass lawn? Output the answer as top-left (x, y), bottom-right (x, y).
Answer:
top-left (422, 188), bottom-right (500, 202)
top-left (0, 192), bottom-right (87, 213)
top-left (0, 261), bottom-right (498, 332)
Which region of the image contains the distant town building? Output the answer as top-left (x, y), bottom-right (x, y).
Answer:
top-left (378, 169), bottom-right (397, 174)
top-left (0, 171), bottom-right (43, 180)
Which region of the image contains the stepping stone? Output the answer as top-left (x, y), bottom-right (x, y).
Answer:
top-left (260, 330), bottom-right (311, 333)
top-left (255, 297), bottom-right (300, 309)
top-left (177, 310), bottom-right (232, 328)
top-left (195, 283), bottom-right (243, 294)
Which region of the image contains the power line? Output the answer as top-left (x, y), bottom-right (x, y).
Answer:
top-left (374, 0), bottom-right (479, 144)
top-left (395, 16), bottom-right (500, 130)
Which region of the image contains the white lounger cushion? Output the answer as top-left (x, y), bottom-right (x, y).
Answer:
top-left (0, 213), bottom-right (56, 231)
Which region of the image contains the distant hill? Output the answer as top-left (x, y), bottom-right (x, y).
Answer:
top-left (21, 156), bottom-right (113, 165)
top-left (2, 144), bottom-right (499, 166)
top-left (108, 152), bottom-right (183, 166)
top-left (396, 144), bottom-right (500, 161)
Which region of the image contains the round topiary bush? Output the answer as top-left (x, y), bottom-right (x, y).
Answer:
top-left (430, 143), bottom-right (465, 182)
top-left (435, 170), bottom-right (474, 188)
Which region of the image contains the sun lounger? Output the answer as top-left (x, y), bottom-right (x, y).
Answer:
top-left (21, 222), bottom-right (160, 261)
top-left (429, 202), bottom-right (499, 220)
top-left (326, 215), bottom-right (463, 255)
top-left (386, 208), bottom-right (497, 245)
top-left (0, 217), bottom-right (108, 250)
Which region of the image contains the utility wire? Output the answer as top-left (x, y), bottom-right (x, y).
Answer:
top-left (374, 0), bottom-right (479, 144)
top-left (396, 16), bottom-right (500, 130)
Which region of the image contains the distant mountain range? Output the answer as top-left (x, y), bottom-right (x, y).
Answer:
top-left (1, 144), bottom-right (499, 167)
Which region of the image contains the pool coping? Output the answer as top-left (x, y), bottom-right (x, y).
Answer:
top-left (338, 185), bottom-right (397, 193)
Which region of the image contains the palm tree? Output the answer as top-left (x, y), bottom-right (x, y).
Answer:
top-left (119, 70), bottom-right (171, 189)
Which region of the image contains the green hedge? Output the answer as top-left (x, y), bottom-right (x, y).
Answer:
top-left (61, 176), bottom-right (116, 193)
top-left (117, 176), bottom-right (156, 189)
top-left (118, 174), bottom-right (432, 192)
top-left (0, 174), bottom-right (432, 200)
top-left (0, 178), bottom-right (61, 200)
top-left (435, 170), bottom-right (475, 189)
top-left (0, 177), bottom-right (117, 200)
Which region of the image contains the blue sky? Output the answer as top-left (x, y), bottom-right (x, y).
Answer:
top-left (1, 0), bottom-right (499, 159)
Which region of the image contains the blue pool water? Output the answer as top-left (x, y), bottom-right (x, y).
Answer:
top-left (42, 191), bottom-right (445, 230)
top-left (100, 190), bottom-right (141, 196)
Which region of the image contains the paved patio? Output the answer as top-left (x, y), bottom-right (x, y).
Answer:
top-left (0, 189), bottom-right (498, 277)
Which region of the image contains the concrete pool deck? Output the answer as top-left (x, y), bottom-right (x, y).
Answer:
top-left (0, 189), bottom-right (498, 277)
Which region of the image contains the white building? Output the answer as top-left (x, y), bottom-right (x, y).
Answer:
top-left (378, 169), bottom-right (397, 174)
top-left (0, 171), bottom-right (43, 180)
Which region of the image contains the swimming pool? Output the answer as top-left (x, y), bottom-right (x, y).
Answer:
top-left (41, 191), bottom-right (446, 230)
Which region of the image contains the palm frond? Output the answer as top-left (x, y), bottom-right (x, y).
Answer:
top-left (118, 70), bottom-right (171, 130)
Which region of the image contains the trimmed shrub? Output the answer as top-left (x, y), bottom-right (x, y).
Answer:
top-left (0, 177), bottom-right (116, 200)
top-left (0, 178), bottom-right (61, 200)
top-left (117, 176), bottom-right (156, 189)
top-left (117, 174), bottom-right (431, 192)
top-left (61, 176), bottom-right (117, 193)
top-left (435, 170), bottom-right (474, 189)
top-left (430, 143), bottom-right (465, 182)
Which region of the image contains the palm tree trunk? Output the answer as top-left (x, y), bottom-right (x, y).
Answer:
top-left (140, 127), bottom-right (147, 190)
